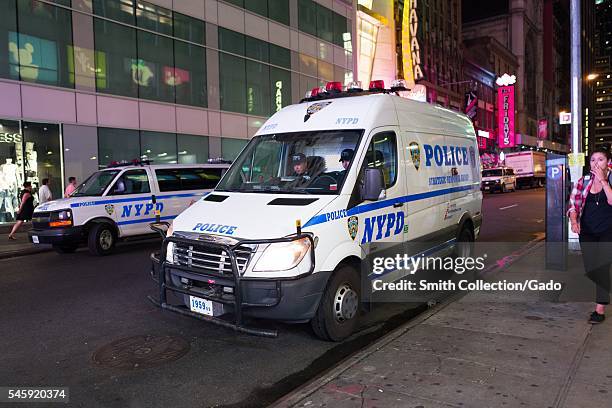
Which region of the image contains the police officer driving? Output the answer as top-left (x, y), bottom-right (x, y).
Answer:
top-left (291, 153), bottom-right (311, 179)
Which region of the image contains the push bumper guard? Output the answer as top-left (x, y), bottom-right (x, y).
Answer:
top-left (148, 230), bottom-right (315, 338)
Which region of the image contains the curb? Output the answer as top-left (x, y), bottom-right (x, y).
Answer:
top-left (270, 237), bottom-right (546, 408)
top-left (0, 246), bottom-right (52, 260)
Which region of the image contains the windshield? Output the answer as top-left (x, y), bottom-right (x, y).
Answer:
top-left (482, 169), bottom-right (502, 177)
top-left (72, 170), bottom-right (120, 197)
top-left (217, 130), bottom-right (362, 195)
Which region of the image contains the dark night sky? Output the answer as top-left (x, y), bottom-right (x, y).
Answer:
top-left (462, 0), bottom-right (510, 23)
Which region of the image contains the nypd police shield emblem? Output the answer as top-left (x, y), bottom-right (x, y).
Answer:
top-left (408, 141), bottom-right (421, 171)
top-left (304, 101), bottom-right (332, 122)
top-left (105, 204), bottom-right (114, 216)
top-left (347, 216), bottom-right (358, 241)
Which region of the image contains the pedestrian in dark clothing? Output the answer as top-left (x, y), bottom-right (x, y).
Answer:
top-left (8, 181), bottom-right (34, 240)
top-left (568, 149), bottom-right (612, 323)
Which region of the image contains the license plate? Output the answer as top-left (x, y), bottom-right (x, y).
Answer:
top-left (189, 296), bottom-right (214, 316)
top-left (484, 186), bottom-right (490, 190)
top-left (32, 235), bottom-right (39, 244)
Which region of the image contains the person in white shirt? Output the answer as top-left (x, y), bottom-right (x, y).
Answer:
top-left (38, 178), bottom-right (52, 204)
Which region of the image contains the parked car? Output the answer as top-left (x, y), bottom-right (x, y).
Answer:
top-left (481, 167), bottom-right (516, 193)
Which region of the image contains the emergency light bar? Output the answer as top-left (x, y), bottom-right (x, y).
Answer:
top-left (300, 79), bottom-right (424, 103)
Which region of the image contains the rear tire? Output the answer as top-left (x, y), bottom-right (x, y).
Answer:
top-left (311, 265), bottom-right (361, 341)
top-left (454, 224), bottom-right (475, 259)
top-left (88, 223), bottom-right (116, 256)
top-left (53, 244), bottom-right (78, 254)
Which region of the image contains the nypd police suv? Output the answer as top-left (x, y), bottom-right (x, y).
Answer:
top-left (28, 162), bottom-right (229, 255)
top-left (151, 80), bottom-right (483, 340)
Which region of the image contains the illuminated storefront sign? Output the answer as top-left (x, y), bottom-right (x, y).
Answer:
top-left (67, 45), bottom-right (107, 88)
top-left (496, 74), bottom-right (516, 148)
top-left (275, 80), bottom-right (283, 112)
top-left (497, 85), bottom-right (515, 148)
top-left (0, 133), bottom-right (22, 144)
top-left (401, 0), bottom-right (423, 87)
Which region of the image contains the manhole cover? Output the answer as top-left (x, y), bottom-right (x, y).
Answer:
top-left (93, 335), bottom-right (190, 370)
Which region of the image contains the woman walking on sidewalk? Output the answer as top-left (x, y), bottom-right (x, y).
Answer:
top-left (8, 181), bottom-right (34, 240)
top-left (568, 149), bottom-right (612, 324)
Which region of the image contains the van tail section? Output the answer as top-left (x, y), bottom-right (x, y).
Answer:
top-left (505, 151), bottom-right (546, 189)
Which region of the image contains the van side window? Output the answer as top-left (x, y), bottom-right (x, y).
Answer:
top-left (110, 169), bottom-right (151, 195)
top-left (156, 168), bottom-right (223, 192)
top-left (364, 132), bottom-right (398, 189)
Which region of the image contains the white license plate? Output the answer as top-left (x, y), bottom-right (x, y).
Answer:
top-left (189, 296), bottom-right (214, 316)
top-left (32, 235), bottom-right (39, 244)
top-left (484, 186), bottom-right (490, 190)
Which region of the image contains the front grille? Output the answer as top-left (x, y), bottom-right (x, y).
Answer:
top-left (173, 242), bottom-right (254, 275)
top-left (32, 212), bottom-right (51, 229)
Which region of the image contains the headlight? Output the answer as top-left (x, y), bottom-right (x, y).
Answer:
top-left (49, 210), bottom-right (73, 227)
top-left (253, 237), bottom-right (311, 272)
top-left (165, 223), bottom-right (175, 263)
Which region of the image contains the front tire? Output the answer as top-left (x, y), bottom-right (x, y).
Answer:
top-left (88, 223), bottom-right (116, 256)
top-left (454, 224), bottom-right (475, 259)
top-left (311, 265), bottom-right (361, 341)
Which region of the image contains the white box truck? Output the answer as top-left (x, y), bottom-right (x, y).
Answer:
top-left (505, 151), bottom-right (546, 189)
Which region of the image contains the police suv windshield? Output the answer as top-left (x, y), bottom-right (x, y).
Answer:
top-left (72, 170), bottom-right (120, 197)
top-left (217, 130), bottom-right (362, 195)
top-left (482, 169), bottom-right (503, 177)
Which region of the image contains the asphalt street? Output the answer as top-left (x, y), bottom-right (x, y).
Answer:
top-left (0, 188), bottom-right (545, 407)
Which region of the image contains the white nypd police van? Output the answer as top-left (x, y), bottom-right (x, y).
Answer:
top-left (28, 162), bottom-right (229, 255)
top-left (150, 81), bottom-right (483, 340)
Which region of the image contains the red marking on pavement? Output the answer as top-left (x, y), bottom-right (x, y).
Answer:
top-left (324, 383), bottom-right (365, 397)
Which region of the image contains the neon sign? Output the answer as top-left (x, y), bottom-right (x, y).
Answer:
top-left (275, 80), bottom-right (283, 112)
top-left (497, 85), bottom-right (515, 148)
top-left (402, 0), bottom-right (423, 87)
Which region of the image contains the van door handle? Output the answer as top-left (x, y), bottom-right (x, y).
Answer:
top-left (393, 202), bottom-right (404, 208)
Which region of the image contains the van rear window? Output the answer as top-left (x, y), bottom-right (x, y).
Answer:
top-left (156, 168), bottom-right (223, 192)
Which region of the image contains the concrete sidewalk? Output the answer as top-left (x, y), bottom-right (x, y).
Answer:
top-left (0, 224), bottom-right (51, 259)
top-left (273, 245), bottom-right (611, 408)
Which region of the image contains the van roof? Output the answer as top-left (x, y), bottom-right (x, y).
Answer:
top-left (257, 93), bottom-right (476, 139)
top-left (102, 163), bottom-right (231, 171)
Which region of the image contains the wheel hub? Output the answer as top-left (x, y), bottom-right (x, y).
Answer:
top-left (333, 283), bottom-right (358, 323)
top-left (100, 230), bottom-right (113, 250)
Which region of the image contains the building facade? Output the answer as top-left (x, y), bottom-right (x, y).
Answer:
top-left (0, 0), bottom-right (356, 224)
top-left (594, 0), bottom-right (612, 151)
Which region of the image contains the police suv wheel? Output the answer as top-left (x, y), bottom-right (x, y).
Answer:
top-left (311, 265), bottom-right (361, 341)
top-left (88, 223), bottom-right (116, 256)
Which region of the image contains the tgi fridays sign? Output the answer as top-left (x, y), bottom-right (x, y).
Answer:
top-left (496, 74), bottom-right (516, 148)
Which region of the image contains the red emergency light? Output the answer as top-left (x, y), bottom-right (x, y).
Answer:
top-left (310, 87), bottom-right (321, 97)
top-left (369, 80), bottom-right (385, 91)
top-left (325, 81), bottom-right (343, 92)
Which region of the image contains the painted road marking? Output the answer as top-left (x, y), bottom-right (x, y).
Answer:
top-left (499, 204), bottom-right (518, 211)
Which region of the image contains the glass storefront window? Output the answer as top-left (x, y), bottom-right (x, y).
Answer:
top-left (222, 138), bottom-right (248, 162)
top-left (137, 30), bottom-right (174, 103)
top-left (174, 41), bottom-right (207, 107)
top-left (178, 134), bottom-right (208, 164)
top-left (98, 128), bottom-right (140, 168)
top-left (246, 60), bottom-right (270, 117)
top-left (94, 18), bottom-right (138, 98)
top-left (268, 0), bottom-right (290, 25)
top-left (0, 119), bottom-right (23, 223)
top-left (140, 131), bottom-right (177, 164)
top-left (11, 0), bottom-right (73, 88)
top-left (219, 53), bottom-right (246, 113)
top-left (93, 0), bottom-right (136, 25)
top-left (22, 122), bottom-right (62, 202)
top-left (136, 1), bottom-right (172, 36)
top-left (173, 12), bottom-right (205, 45)
top-left (0, 0), bottom-right (17, 81)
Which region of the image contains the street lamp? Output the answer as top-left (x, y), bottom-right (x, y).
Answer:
top-left (586, 73), bottom-right (599, 81)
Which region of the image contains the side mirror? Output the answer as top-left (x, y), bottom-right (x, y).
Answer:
top-left (150, 221), bottom-right (170, 239)
top-left (361, 167), bottom-right (385, 201)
